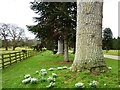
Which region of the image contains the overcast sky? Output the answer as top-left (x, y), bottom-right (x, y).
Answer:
top-left (0, 0), bottom-right (119, 39)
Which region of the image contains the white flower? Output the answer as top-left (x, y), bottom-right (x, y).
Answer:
top-left (48, 68), bottom-right (54, 71)
top-left (47, 76), bottom-right (55, 83)
top-left (108, 67), bottom-right (112, 70)
top-left (40, 69), bottom-right (46, 72)
top-left (52, 73), bottom-right (58, 78)
top-left (46, 82), bottom-right (55, 88)
top-left (89, 80), bottom-right (98, 87)
top-left (24, 74), bottom-right (31, 79)
top-left (62, 66), bottom-right (67, 69)
top-left (75, 82), bottom-right (84, 88)
top-left (30, 78), bottom-right (37, 84)
top-left (57, 67), bottom-right (63, 70)
top-left (36, 71), bottom-right (39, 74)
top-left (104, 84), bottom-right (107, 86)
top-left (41, 71), bottom-right (47, 76)
top-left (22, 77), bottom-right (31, 84)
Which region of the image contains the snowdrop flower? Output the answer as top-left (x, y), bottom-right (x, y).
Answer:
top-left (46, 82), bottom-right (55, 88)
top-left (36, 71), bottom-right (39, 74)
top-left (75, 82), bottom-right (84, 88)
top-left (62, 66), bottom-right (67, 69)
top-left (108, 67), bottom-right (112, 70)
top-left (104, 84), bottom-right (107, 86)
top-left (40, 69), bottom-right (46, 72)
top-left (24, 74), bottom-right (31, 79)
top-left (41, 71), bottom-right (47, 76)
top-left (52, 73), bottom-right (58, 78)
top-left (47, 76), bottom-right (55, 83)
top-left (57, 67), bottom-right (63, 70)
top-left (22, 77), bottom-right (31, 84)
top-left (89, 80), bottom-right (98, 88)
top-left (48, 68), bottom-right (54, 71)
top-left (30, 78), bottom-right (37, 84)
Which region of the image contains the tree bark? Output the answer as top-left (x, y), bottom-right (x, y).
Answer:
top-left (57, 39), bottom-right (63, 54)
top-left (71, 0), bottom-right (108, 73)
top-left (64, 39), bottom-right (69, 62)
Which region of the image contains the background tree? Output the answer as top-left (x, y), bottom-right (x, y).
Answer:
top-left (0, 23), bottom-right (9, 50)
top-left (8, 24), bottom-right (25, 50)
top-left (102, 28), bottom-right (113, 52)
top-left (71, 0), bottom-right (108, 74)
top-left (28, 2), bottom-right (76, 62)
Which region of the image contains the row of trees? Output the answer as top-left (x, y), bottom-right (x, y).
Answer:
top-left (28, 1), bottom-right (108, 73)
top-left (28, 2), bottom-right (77, 61)
top-left (0, 23), bottom-right (25, 50)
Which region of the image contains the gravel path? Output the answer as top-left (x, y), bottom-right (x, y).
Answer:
top-left (104, 54), bottom-right (120, 60)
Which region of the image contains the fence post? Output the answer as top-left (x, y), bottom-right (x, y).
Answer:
top-left (9, 53), bottom-right (11, 65)
top-left (19, 52), bottom-right (21, 61)
top-left (2, 54), bottom-right (4, 68)
top-left (15, 53), bottom-right (17, 63)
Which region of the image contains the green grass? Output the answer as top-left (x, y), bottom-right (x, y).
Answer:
top-left (103, 50), bottom-right (120, 56)
top-left (2, 50), bottom-right (119, 88)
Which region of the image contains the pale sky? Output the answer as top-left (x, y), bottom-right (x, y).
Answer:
top-left (0, 0), bottom-right (119, 39)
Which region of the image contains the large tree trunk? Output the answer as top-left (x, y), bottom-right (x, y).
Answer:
top-left (71, 0), bottom-right (108, 73)
top-left (57, 39), bottom-right (63, 54)
top-left (64, 39), bottom-right (69, 62)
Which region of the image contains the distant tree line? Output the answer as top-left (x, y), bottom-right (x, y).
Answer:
top-left (102, 27), bottom-right (120, 51)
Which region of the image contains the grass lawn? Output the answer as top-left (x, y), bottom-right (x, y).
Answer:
top-left (103, 50), bottom-right (120, 56)
top-left (2, 50), bottom-right (119, 88)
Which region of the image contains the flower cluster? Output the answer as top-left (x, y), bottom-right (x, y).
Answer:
top-left (30, 78), bottom-right (37, 84)
top-left (41, 71), bottom-right (47, 76)
top-left (48, 68), bottom-right (54, 71)
top-left (75, 82), bottom-right (84, 88)
top-left (46, 82), bottom-right (55, 88)
top-left (36, 71), bottom-right (39, 74)
top-left (62, 66), bottom-right (67, 69)
top-left (24, 74), bottom-right (31, 79)
top-left (89, 80), bottom-right (98, 88)
top-left (40, 69), bottom-right (46, 72)
top-left (22, 77), bottom-right (31, 84)
top-left (40, 69), bottom-right (47, 76)
top-left (47, 76), bottom-right (55, 83)
top-left (57, 67), bottom-right (63, 70)
top-left (52, 73), bottom-right (58, 78)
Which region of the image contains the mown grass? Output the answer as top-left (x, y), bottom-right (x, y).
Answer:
top-left (2, 50), bottom-right (119, 88)
top-left (103, 50), bottom-right (120, 56)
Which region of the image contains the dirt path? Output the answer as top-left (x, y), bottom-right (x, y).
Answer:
top-left (104, 54), bottom-right (120, 60)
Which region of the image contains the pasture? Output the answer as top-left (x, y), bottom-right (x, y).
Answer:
top-left (2, 50), bottom-right (119, 88)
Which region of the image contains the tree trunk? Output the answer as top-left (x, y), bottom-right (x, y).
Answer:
top-left (73, 38), bottom-right (76, 54)
top-left (13, 46), bottom-right (16, 50)
top-left (64, 39), bottom-right (69, 62)
top-left (5, 47), bottom-right (8, 51)
top-left (57, 39), bottom-right (63, 54)
top-left (71, 0), bottom-right (108, 73)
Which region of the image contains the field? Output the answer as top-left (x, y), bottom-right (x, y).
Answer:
top-left (2, 50), bottom-right (119, 88)
top-left (0, 47), bottom-right (33, 54)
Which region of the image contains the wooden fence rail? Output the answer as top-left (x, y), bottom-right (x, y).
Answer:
top-left (0, 50), bottom-right (38, 69)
